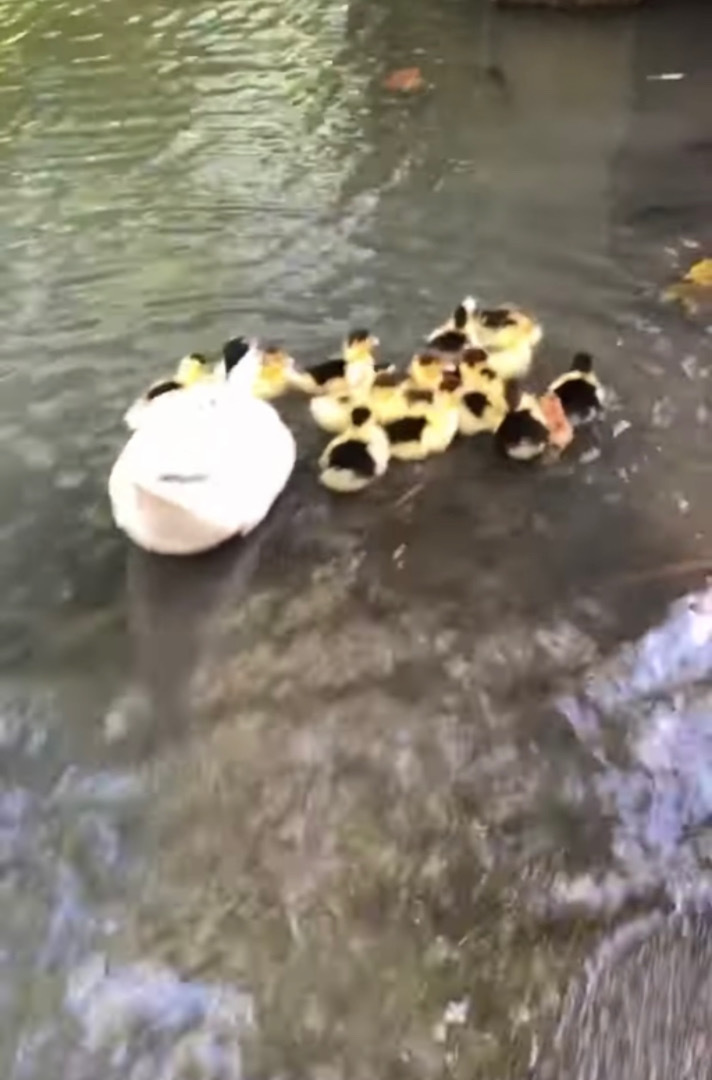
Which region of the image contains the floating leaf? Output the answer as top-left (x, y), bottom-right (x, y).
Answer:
top-left (383, 67), bottom-right (425, 93)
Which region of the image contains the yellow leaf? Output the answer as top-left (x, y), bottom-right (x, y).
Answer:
top-left (683, 258), bottom-right (712, 287)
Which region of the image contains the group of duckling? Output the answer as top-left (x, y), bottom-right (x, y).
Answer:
top-left (110, 297), bottom-right (605, 555)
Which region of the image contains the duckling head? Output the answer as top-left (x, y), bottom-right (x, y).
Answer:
top-left (410, 351), bottom-right (449, 390)
top-left (344, 327), bottom-right (379, 364)
top-left (175, 353), bottom-right (211, 385)
top-left (571, 351), bottom-right (594, 374)
top-left (262, 343), bottom-right (295, 372)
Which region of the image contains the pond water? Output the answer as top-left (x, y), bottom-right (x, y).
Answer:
top-left (0, 0), bottom-right (711, 1077)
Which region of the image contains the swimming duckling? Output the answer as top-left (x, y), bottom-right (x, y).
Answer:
top-left (318, 406), bottom-right (390, 493)
top-left (383, 382), bottom-right (460, 461)
top-left (408, 350), bottom-right (458, 391)
top-left (124, 353), bottom-right (212, 431)
top-left (309, 391), bottom-right (356, 434)
top-left (295, 329), bottom-right (379, 396)
top-left (109, 338), bottom-right (296, 554)
top-left (427, 296), bottom-right (479, 354)
top-left (494, 381), bottom-right (550, 462)
top-left (253, 344), bottom-right (298, 400)
top-left (547, 352), bottom-right (605, 426)
top-left (472, 303), bottom-right (542, 353)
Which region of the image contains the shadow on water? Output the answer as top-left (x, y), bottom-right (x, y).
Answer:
top-left (0, 0), bottom-right (711, 1077)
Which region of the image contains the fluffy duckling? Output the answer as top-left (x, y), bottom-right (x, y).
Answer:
top-left (472, 303), bottom-right (542, 352)
top-left (427, 296), bottom-right (479, 354)
top-left (547, 352), bottom-right (605, 426)
top-left (253, 344), bottom-right (298, 400)
top-left (494, 381), bottom-right (550, 462)
top-left (124, 353), bottom-right (212, 431)
top-left (309, 390), bottom-right (355, 434)
top-left (455, 348), bottom-right (508, 435)
top-left (319, 406), bottom-right (390, 493)
top-left (408, 350), bottom-right (458, 391)
top-left (383, 380), bottom-right (460, 461)
top-left (295, 329), bottom-right (379, 396)
top-left (109, 338), bottom-right (296, 554)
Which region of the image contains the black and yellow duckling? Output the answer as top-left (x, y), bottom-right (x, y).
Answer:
top-left (427, 295), bottom-right (478, 354)
top-left (473, 303), bottom-right (542, 352)
top-left (295, 328), bottom-right (379, 396)
top-left (253, 344), bottom-right (298, 400)
top-left (494, 381), bottom-right (550, 462)
top-left (124, 353), bottom-right (212, 431)
top-left (547, 352), bottom-right (605, 426)
top-left (382, 378), bottom-right (460, 461)
top-left (408, 350), bottom-right (458, 391)
top-left (318, 406), bottom-right (390, 493)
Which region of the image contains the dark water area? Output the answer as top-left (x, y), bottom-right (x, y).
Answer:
top-left (0, 0), bottom-right (711, 1077)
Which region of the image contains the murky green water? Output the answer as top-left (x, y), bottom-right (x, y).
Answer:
top-left (1, 0), bottom-right (712, 1077)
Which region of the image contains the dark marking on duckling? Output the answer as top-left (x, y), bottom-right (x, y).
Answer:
top-left (439, 371), bottom-right (462, 393)
top-left (189, 353), bottom-right (210, 365)
top-left (461, 347), bottom-right (489, 367)
top-left (428, 330), bottom-right (468, 353)
top-left (351, 406), bottom-right (372, 427)
top-left (479, 308), bottom-right (516, 329)
top-left (146, 379), bottom-right (182, 401)
top-left (453, 304), bottom-right (468, 330)
top-left (415, 352), bottom-right (439, 366)
top-left (495, 411), bottom-right (549, 457)
top-left (306, 358), bottom-right (347, 386)
top-left (328, 440), bottom-right (376, 477)
top-left (405, 388), bottom-right (435, 405)
top-left (346, 328), bottom-right (372, 345)
top-left (571, 351), bottom-right (594, 374)
top-left (222, 337), bottom-right (251, 373)
top-left (373, 371), bottom-right (409, 388)
top-left (385, 415), bottom-right (428, 444)
top-left (462, 391), bottom-right (489, 418)
top-left (553, 380), bottom-right (601, 422)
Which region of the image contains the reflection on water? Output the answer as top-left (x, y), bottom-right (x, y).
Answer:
top-left (0, 0), bottom-right (711, 1076)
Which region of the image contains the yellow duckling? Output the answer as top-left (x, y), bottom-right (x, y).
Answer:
top-left (382, 378), bottom-right (460, 461)
top-left (547, 352), bottom-right (605, 427)
top-left (456, 356), bottom-right (508, 436)
top-left (309, 390), bottom-right (356, 434)
top-left (408, 350), bottom-right (458, 391)
top-left (319, 406), bottom-right (390, 493)
top-left (473, 302), bottom-right (542, 351)
top-left (253, 344), bottom-right (298, 400)
top-left (494, 382), bottom-right (550, 462)
top-left (294, 329), bottom-right (379, 396)
top-left (124, 353), bottom-right (212, 431)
